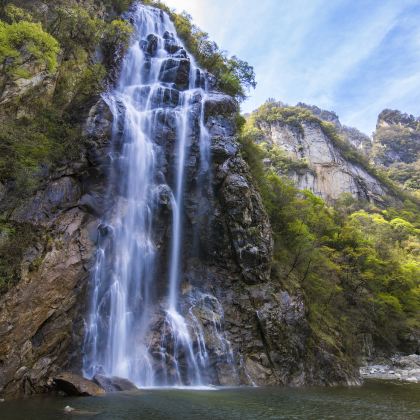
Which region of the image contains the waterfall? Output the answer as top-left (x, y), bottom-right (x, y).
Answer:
top-left (83, 2), bottom-right (235, 387)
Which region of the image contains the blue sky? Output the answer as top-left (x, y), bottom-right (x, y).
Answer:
top-left (163, 0), bottom-right (420, 135)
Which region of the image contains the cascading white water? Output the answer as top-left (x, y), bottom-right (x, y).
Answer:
top-left (83, 2), bottom-right (235, 387)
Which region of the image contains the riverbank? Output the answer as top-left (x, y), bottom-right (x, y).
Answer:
top-left (360, 354), bottom-right (420, 383)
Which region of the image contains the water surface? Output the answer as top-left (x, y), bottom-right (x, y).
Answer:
top-left (1, 380), bottom-right (419, 419)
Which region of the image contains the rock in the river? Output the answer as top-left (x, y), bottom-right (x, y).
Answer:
top-left (93, 374), bottom-right (138, 392)
top-left (53, 373), bottom-right (105, 396)
top-left (64, 406), bottom-right (75, 413)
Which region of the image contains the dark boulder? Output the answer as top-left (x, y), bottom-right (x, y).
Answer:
top-left (210, 136), bottom-right (238, 163)
top-left (145, 34), bottom-right (158, 56)
top-left (163, 31), bottom-right (182, 54)
top-left (53, 373), bottom-right (105, 396)
top-left (150, 86), bottom-right (180, 108)
top-left (204, 93), bottom-right (238, 120)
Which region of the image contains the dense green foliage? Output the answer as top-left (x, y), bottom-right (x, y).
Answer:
top-left (0, 19), bottom-right (59, 83)
top-left (239, 115), bottom-right (420, 357)
top-left (143, 0), bottom-right (256, 101)
top-left (0, 2), bottom-right (132, 192)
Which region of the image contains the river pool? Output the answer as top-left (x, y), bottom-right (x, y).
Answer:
top-left (1, 380), bottom-right (419, 420)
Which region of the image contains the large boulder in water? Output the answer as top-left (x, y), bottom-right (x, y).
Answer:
top-left (92, 374), bottom-right (138, 392)
top-left (53, 372), bottom-right (105, 396)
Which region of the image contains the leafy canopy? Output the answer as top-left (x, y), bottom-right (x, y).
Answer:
top-left (0, 20), bottom-right (59, 79)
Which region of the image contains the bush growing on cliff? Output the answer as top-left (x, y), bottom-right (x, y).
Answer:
top-left (0, 20), bottom-right (59, 84)
top-left (0, 1), bottom-right (133, 188)
top-left (172, 11), bottom-right (256, 101)
top-left (0, 221), bottom-right (40, 292)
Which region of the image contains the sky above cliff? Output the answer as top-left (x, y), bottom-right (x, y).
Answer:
top-left (163, 0), bottom-right (420, 135)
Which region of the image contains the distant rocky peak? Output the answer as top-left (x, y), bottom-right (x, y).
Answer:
top-left (372, 109), bottom-right (420, 170)
top-left (377, 109), bottom-right (419, 130)
top-left (296, 102), bottom-right (341, 128)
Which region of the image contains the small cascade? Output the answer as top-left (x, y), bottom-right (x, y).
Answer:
top-left (83, 2), bottom-right (236, 387)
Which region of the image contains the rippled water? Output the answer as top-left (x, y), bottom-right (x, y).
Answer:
top-left (1, 381), bottom-right (419, 420)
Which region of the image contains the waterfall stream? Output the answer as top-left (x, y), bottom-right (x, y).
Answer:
top-left (82, 2), bottom-right (235, 387)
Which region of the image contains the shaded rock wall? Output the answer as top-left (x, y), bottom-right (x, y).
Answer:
top-left (0, 101), bottom-right (112, 398)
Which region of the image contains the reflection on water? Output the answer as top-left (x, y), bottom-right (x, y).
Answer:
top-left (1, 381), bottom-right (420, 420)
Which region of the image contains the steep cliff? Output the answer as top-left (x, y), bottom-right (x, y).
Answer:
top-left (372, 109), bottom-right (420, 192)
top-left (244, 102), bottom-right (390, 204)
top-left (297, 103), bottom-right (372, 156)
top-left (0, 1), bottom-right (361, 399)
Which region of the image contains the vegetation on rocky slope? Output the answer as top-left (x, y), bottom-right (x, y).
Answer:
top-left (239, 113), bottom-right (420, 358)
top-left (372, 109), bottom-right (420, 195)
top-left (0, 0), bottom-right (132, 290)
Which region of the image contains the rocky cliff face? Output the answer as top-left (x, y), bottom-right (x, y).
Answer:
top-left (0, 102), bottom-right (111, 398)
top-left (297, 103), bottom-right (372, 155)
top-left (372, 109), bottom-right (419, 191)
top-left (0, 2), bottom-right (360, 399)
top-left (254, 104), bottom-right (387, 204)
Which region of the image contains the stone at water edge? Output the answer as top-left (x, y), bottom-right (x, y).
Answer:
top-left (53, 372), bottom-right (105, 396)
top-left (64, 406), bottom-right (75, 413)
top-left (93, 374), bottom-right (138, 392)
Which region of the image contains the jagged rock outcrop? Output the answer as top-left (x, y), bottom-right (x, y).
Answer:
top-left (373, 109), bottom-right (419, 166)
top-left (372, 109), bottom-right (419, 191)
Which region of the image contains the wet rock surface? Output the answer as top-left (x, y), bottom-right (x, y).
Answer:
top-left (0, 98), bottom-right (112, 399)
top-left (93, 375), bottom-right (138, 392)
